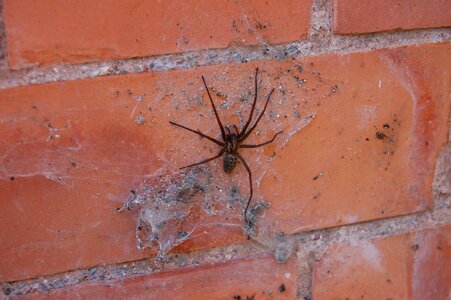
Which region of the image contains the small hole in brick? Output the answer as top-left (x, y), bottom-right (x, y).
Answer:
top-left (278, 283), bottom-right (286, 292)
top-left (376, 131), bottom-right (386, 140)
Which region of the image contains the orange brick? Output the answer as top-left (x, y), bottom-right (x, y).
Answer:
top-left (0, 43), bottom-right (449, 281)
top-left (258, 43), bottom-right (450, 234)
top-left (4, 0), bottom-right (311, 69)
top-left (24, 254), bottom-right (298, 299)
top-left (312, 225), bottom-right (451, 299)
top-left (333, 0), bottom-right (451, 34)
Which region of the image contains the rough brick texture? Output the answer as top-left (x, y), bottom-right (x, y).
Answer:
top-left (23, 255), bottom-right (298, 299)
top-left (1, 0), bottom-right (451, 296)
top-left (259, 43), bottom-right (450, 233)
top-left (4, 0), bottom-right (311, 69)
top-left (312, 226), bottom-right (451, 300)
top-left (334, 0), bottom-right (451, 34)
top-left (0, 43), bottom-right (449, 282)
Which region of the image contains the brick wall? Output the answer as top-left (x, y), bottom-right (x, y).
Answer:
top-left (0, 1), bottom-right (450, 299)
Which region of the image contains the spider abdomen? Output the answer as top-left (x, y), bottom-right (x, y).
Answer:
top-left (223, 153), bottom-right (237, 173)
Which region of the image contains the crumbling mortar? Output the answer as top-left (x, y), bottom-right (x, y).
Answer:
top-left (1, 243), bottom-right (265, 298)
top-left (0, 28), bottom-right (449, 89)
top-left (1, 1), bottom-right (450, 298)
top-left (2, 202), bottom-right (449, 298)
top-left (0, 0), bottom-right (7, 73)
top-left (310, 0), bottom-right (333, 38)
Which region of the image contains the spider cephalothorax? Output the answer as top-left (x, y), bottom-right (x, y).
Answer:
top-left (170, 68), bottom-right (282, 225)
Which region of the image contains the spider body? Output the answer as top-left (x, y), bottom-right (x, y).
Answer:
top-left (170, 68), bottom-right (282, 225)
top-left (223, 153), bottom-right (237, 173)
top-left (224, 126), bottom-right (239, 154)
top-left (223, 125), bottom-right (239, 172)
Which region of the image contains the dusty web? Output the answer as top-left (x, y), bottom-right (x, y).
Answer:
top-left (0, 56), bottom-right (338, 257)
top-left (119, 166), bottom-right (243, 257)
top-left (118, 63), bottom-right (340, 255)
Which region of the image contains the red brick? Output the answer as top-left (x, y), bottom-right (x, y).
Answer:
top-left (334, 0), bottom-right (451, 34)
top-left (258, 43), bottom-right (450, 234)
top-left (312, 225), bottom-right (451, 299)
top-left (0, 43), bottom-right (448, 281)
top-left (4, 0), bottom-right (311, 69)
top-left (25, 254), bottom-right (298, 299)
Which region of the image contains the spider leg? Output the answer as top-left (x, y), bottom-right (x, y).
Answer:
top-left (238, 88), bottom-right (275, 142)
top-left (202, 76), bottom-right (226, 141)
top-left (236, 152), bottom-right (253, 224)
top-left (179, 149), bottom-right (225, 170)
top-left (239, 68), bottom-right (259, 138)
top-left (239, 130), bottom-right (283, 148)
top-left (169, 121), bottom-right (224, 146)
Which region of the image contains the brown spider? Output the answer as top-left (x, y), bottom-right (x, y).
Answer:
top-left (170, 68), bottom-right (283, 225)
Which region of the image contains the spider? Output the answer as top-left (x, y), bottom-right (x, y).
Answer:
top-left (170, 68), bottom-right (283, 225)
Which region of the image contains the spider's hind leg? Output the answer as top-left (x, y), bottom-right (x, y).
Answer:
top-left (239, 130), bottom-right (283, 149)
top-left (236, 152), bottom-right (253, 224)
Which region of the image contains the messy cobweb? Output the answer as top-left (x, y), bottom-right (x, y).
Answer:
top-left (117, 62), bottom-right (339, 256)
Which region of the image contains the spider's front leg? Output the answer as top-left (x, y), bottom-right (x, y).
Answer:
top-left (239, 68), bottom-right (259, 138)
top-left (239, 88), bottom-right (275, 142)
top-left (179, 149), bottom-right (225, 170)
top-left (169, 121), bottom-right (224, 146)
